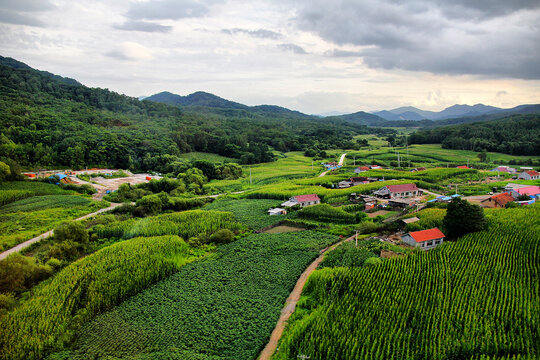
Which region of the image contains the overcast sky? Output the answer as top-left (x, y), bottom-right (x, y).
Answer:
top-left (1, 0), bottom-right (539, 114)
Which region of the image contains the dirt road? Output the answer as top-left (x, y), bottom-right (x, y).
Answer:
top-left (257, 234), bottom-right (353, 360)
top-left (319, 153), bottom-right (346, 177)
top-left (0, 203), bottom-right (122, 261)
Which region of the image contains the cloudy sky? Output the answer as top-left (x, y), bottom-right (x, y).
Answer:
top-left (1, 0), bottom-right (539, 114)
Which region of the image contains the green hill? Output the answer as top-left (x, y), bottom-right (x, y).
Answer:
top-left (0, 56), bottom-right (377, 172)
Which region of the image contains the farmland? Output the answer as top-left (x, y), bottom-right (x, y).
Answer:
top-left (0, 192), bottom-right (108, 252)
top-left (203, 198), bottom-right (287, 229)
top-left (55, 231), bottom-right (338, 360)
top-left (0, 235), bottom-right (209, 360)
top-left (273, 205), bottom-right (540, 360)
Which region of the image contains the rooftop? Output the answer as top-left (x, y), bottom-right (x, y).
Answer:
top-left (387, 184), bottom-right (419, 193)
top-left (293, 194), bottom-right (321, 202)
top-left (408, 228), bottom-right (446, 242)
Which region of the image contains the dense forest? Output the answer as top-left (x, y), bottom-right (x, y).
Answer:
top-left (409, 115), bottom-right (540, 156)
top-left (0, 56), bottom-right (388, 173)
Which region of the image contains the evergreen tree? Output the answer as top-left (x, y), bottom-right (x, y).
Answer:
top-left (443, 197), bottom-right (486, 238)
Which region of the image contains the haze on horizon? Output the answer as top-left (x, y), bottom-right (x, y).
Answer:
top-left (0, 0), bottom-right (539, 114)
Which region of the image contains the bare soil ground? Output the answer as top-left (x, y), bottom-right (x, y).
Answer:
top-left (264, 225), bottom-right (305, 234)
top-left (367, 210), bottom-right (390, 218)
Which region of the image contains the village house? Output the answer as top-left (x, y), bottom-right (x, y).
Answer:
top-left (354, 166), bottom-right (370, 173)
top-left (504, 183), bottom-right (532, 192)
top-left (369, 165), bottom-right (382, 169)
top-left (490, 166), bottom-right (517, 174)
top-left (281, 194), bottom-right (321, 208)
top-left (481, 192), bottom-right (515, 208)
top-left (510, 186), bottom-right (540, 200)
top-left (518, 170), bottom-right (540, 180)
top-left (374, 183), bottom-right (421, 199)
top-left (410, 167), bottom-right (426, 172)
top-left (401, 228), bottom-right (445, 250)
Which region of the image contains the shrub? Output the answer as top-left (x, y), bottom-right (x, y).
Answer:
top-left (54, 222), bottom-right (89, 244)
top-left (209, 229), bottom-right (235, 244)
top-left (364, 257), bottom-right (382, 266)
top-left (0, 254), bottom-right (52, 294)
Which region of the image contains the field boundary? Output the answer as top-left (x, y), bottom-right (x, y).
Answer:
top-left (257, 233), bottom-right (353, 360)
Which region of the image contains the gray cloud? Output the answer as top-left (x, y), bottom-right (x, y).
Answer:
top-left (293, 0), bottom-right (540, 79)
top-left (125, 0), bottom-right (220, 20)
top-left (114, 20), bottom-right (172, 33)
top-left (222, 28), bottom-right (282, 39)
top-left (0, 0), bottom-right (55, 27)
top-left (324, 49), bottom-right (363, 57)
top-left (278, 43), bottom-right (307, 54)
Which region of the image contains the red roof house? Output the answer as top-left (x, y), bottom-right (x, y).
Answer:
top-left (402, 228), bottom-right (445, 249)
top-left (518, 171), bottom-right (540, 180)
top-left (481, 192), bottom-right (514, 208)
top-left (282, 194), bottom-right (321, 208)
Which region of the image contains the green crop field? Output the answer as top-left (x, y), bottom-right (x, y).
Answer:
top-left (0, 195), bottom-right (108, 252)
top-left (92, 209), bottom-right (246, 241)
top-left (56, 231), bottom-right (338, 360)
top-left (204, 198), bottom-right (287, 229)
top-left (0, 181), bottom-right (79, 207)
top-left (178, 151), bottom-right (238, 163)
top-left (205, 152), bottom-right (319, 193)
top-left (0, 235), bottom-right (208, 360)
top-left (273, 205), bottom-right (540, 360)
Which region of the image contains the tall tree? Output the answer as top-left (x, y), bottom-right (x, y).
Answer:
top-left (443, 198), bottom-right (487, 239)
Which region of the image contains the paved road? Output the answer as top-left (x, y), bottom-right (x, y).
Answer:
top-left (0, 203), bottom-right (122, 261)
top-left (257, 234), bottom-right (354, 360)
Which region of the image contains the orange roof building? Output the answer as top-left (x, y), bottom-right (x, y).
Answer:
top-left (402, 228), bottom-right (445, 250)
top-left (481, 192), bottom-right (514, 208)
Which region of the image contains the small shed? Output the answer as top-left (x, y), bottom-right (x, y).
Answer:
top-left (268, 208), bottom-right (287, 216)
top-left (402, 217), bottom-right (420, 224)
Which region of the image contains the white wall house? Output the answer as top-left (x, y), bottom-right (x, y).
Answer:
top-left (401, 228), bottom-right (445, 250)
top-left (518, 171), bottom-right (540, 180)
top-left (374, 184), bottom-right (420, 199)
top-left (281, 194), bottom-right (321, 208)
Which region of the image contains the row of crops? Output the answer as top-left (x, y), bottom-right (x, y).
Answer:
top-left (203, 198), bottom-right (287, 229)
top-left (298, 204), bottom-right (357, 224)
top-left (245, 179), bottom-right (433, 204)
top-left (272, 205), bottom-right (540, 359)
top-left (92, 209), bottom-right (246, 241)
top-left (0, 195), bottom-right (108, 252)
top-left (55, 231), bottom-right (338, 360)
top-left (0, 181), bottom-right (79, 207)
top-left (0, 235), bottom-right (209, 360)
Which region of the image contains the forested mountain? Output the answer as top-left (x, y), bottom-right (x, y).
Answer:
top-left (146, 91), bottom-right (314, 120)
top-left (374, 104), bottom-right (501, 121)
top-left (0, 56), bottom-right (380, 173)
top-left (409, 114), bottom-right (540, 155)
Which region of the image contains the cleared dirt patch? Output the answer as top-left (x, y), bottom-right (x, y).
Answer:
top-left (367, 210), bottom-right (390, 218)
top-left (264, 225), bottom-right (305, 234)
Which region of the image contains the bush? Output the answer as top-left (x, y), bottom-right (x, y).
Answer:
top-left (364, 257), bottom-right (382, 266)
top-left (0, 254), bottom-right (52, 294)
top-left (46, 241), bottom-right (81, 262)
top-left (54, 222), bottom-right (89, 244)
top-left (209, 229), bottom-right (235, 244)
top-left (45, 258), bottom-right (63, 271)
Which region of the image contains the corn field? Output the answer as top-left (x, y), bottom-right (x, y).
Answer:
top-left (273, 205), bottom-right (540, 360)
top-left (0, 235), bottom-right (206, 360)
top-left (93, 209), bottom-right (245, 240)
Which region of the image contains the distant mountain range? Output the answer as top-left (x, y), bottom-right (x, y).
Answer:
top-left (372, 103), bottom-right (530, 121)
top-left (143, 90), bottom-right (540, 127)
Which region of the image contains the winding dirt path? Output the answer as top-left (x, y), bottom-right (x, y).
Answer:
top-left (319, 153), bottom-right (346, 177)
top-left (257, 233), bottom-right (354, 360)
top-left (0, 203), bottom-right (122, 261)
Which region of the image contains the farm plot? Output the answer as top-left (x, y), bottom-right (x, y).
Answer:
top-left (204, 199), bottom-right (287, 229)
top-left (0, 195), bottom-right (108, 252)
top-left (0, 235), bottom-right (208, 360)
top-left (273, 205), bottom-right (540, 360)
top-left (59, 231), bottom-right (338, 360)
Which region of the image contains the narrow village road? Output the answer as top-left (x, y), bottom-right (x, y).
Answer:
top-left (0, 203), bottom-right (122, 261)
top-left (319, 153), bottom-right (346, 177)
top-left (419, 188), bottom-right (443, 197)
top-left (257, 233), bottom-right (354, 360)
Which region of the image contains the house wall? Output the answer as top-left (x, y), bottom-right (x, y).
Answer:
top-left (390, 190), bottom-right (418, 198)
top-left (300, 200), bottom-right (320, 207)
top-left (401, 235), bottom-right (416, 247)
top-left (401, 235), bottom-right (444, 250)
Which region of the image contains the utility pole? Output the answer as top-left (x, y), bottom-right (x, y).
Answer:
top-left (455, 184), bottom-right (458, 195)
top-left (397, 152), bottom-right (400, 168)
top-left (249, 167), bottom-right (252, 185)
top-left (355, 230), bottom-right (359, 247)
